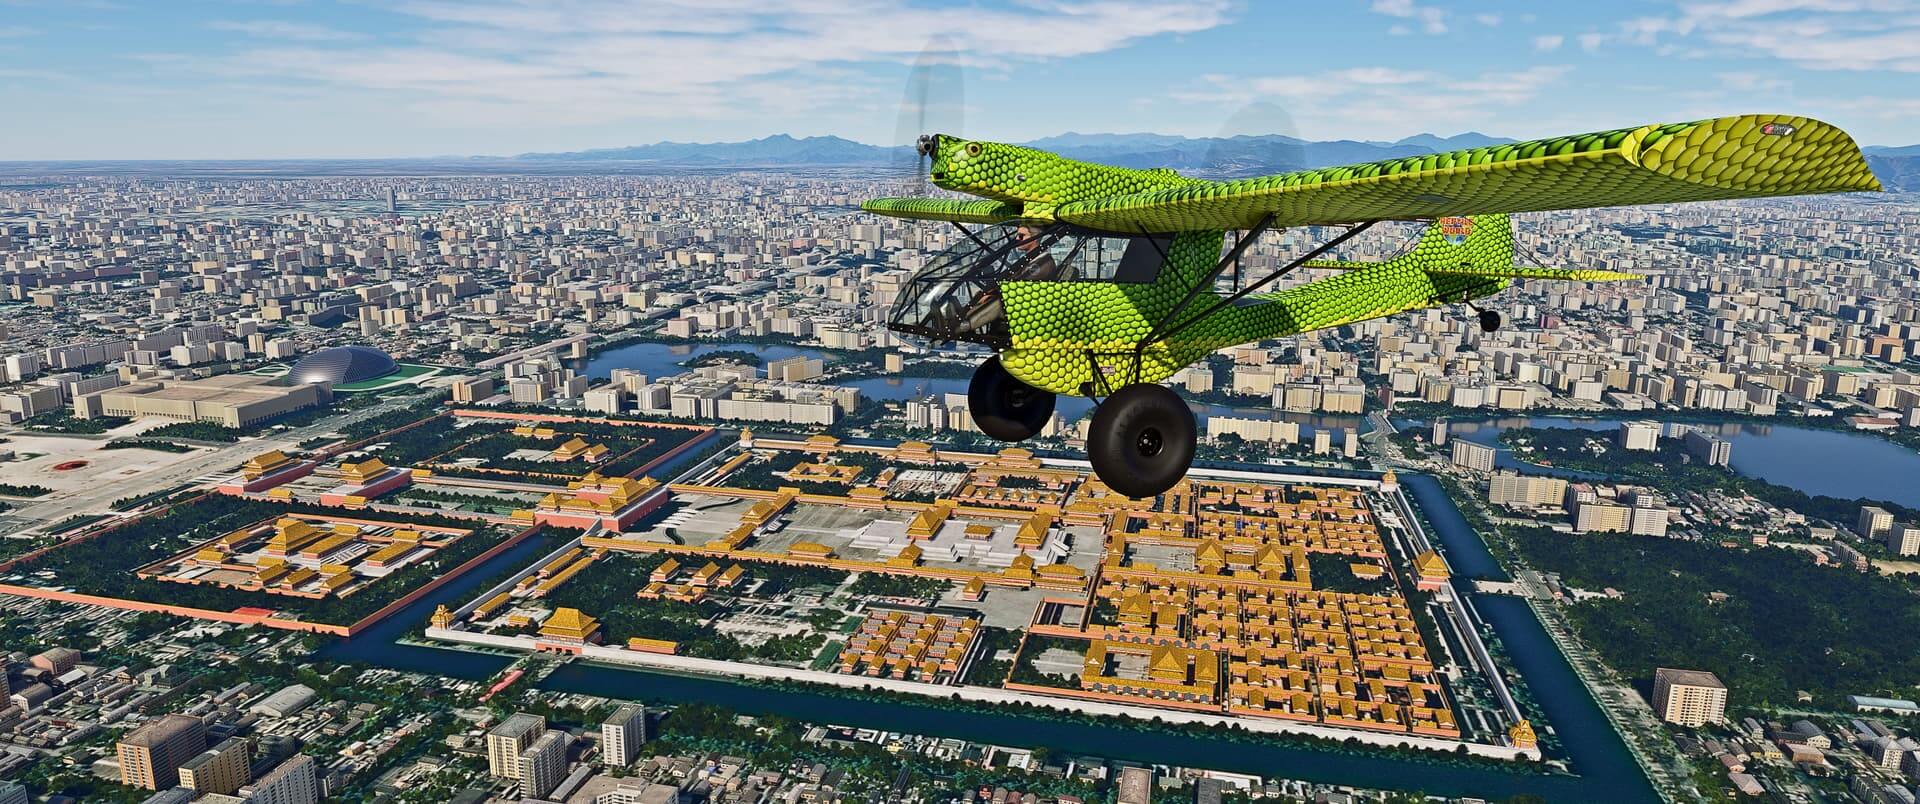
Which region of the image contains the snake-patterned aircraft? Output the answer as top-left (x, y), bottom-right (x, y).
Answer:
top-left (863, 114), bottom-right (1880, 498)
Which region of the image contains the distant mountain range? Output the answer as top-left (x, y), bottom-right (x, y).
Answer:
top-left (512, 131), bottom-right (1519, 177)
top-left (515, 131), bottom-right (1919, 190)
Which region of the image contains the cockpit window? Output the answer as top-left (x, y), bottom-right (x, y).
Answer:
top-left (886, 223), bottom-right (1170, 348)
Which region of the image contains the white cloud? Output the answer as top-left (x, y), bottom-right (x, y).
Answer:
top-left (1369, 0), bottom-right (1447, 34)
top-left (1171, 65), bottom-right (1574, 139)
top-left (1578, 32), bottom-right (1607, 52)
top-left (209, 20), bottom-right (366, 42)
top-left (1609, 0), bottom-right (1920, 71)
top-left (1474, 13), bottom-right (1502, 26)
top-left (1532, 34), bottom-right (1564, 51)
top-left (1716, 71), bottom-right (1791, 91)
top-left (206, 0), bottom-right (1235, 129)
top-left (0, 25), bottom-right (41, 37)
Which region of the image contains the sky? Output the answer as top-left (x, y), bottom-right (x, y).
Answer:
top-left (1, 0), bottom-right (1918, 159)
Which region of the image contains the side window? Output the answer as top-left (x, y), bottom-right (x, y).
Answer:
top-left (1113, 235), bottom-right (1170, 283)
top-left (1053, 234), bottom-right (1167, 283)
top-left (996, 228), bottom-right (1169, 284)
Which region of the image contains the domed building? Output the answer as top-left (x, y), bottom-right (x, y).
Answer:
top-left (286, 345), bottom-right (398, 386)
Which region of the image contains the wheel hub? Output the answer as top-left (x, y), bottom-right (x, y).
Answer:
top-left (1136, 427), bottom-right (1163, 457)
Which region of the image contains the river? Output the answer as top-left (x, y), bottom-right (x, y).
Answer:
top-left (1402, 414), bottom-right (1920, 508)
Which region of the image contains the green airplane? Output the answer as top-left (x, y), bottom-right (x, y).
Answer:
top-left (863, 114), bottom-right (1880, 498)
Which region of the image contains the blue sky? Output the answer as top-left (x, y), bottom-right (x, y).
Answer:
top-left (2, 0), bottom-right (1917, 159)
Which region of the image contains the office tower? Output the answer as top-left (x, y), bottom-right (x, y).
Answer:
top-left (451, 376), bottom-right (493, 403)
top-left (1889, 524), bottom-right (1920, 557)
top-left (385, 187), bottom-right (397, 213)
top-left (242, 754), bottom-right (321, 804)
top-left (1488, 471), bottom-right (1568, 508)
top-left (1683, 430), bottom-right (1732, 467)
top-left (118, 714), bottom-right (208, 790)
top-left (1859, 506), bottom-right (1895, 539)
top-left (486, 712), bottom-right (545, 778)
top-left (1653, 668), bottom-right (1728, 727)
top-left (0, 782), bottom-right (26, 804)
top-left (1618, 420), bottom-right (1660, 451)
top-left (601, 704), bottom-right (646, 768)
top-left (1450, 440), bottom-right (1495, 472)
top-left (1430, 418), bottom-right (1448, 446)
top-left (517, 729), bottom-right (570, 799)
top-left (178, 737), bottom-right (251, 794)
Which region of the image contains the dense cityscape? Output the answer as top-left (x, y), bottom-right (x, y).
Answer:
top-left (6, 0), bottom-right (1920, 801)
top-left (0, 166), bottom-right (1914, 804)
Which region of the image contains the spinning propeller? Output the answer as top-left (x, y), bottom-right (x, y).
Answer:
top-left (891, 38), bottom-right (964, 196)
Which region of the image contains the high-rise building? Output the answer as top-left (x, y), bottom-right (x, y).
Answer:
top-left (1573, 500), bottom-right (1632, 533)
top-left (118, 714), bottom-right (208, 790)
top-left (584, 387), bottom-right (625, 415)
top-left (242, 754), bottom-right (321, 804)
top-left (1488, 471), bottom-right (1567, 508)
top-left (1859, 506), bottom-right (1895, 539)
top-left (1889, 524), bottom-right (1920, 557)
top-left (178, 737), bottom-right (251, 795)
top-left (1618, 420), bottom-right (1661, 451)
top-left (1451, 440), bottom-right (1495, 472)
top-left (1629, 501), bottom-right (1670, 538)
top-left (601, 704), bottom-right (646, 768)
top-left (0, 781), bottom-right (27, 804)
top-left (1653, 667), bottom-right (1728, 727)
top-left (1682, 430), bottom-right (1732, 467)
top-left (450, 376), bottom-right (493, 403)
top-left (486, 712), bottom-right (545, 779)
top-left (517, 729), bottom-right (570, 799)
top-left (1430, 418), bottom-right (1448, 446)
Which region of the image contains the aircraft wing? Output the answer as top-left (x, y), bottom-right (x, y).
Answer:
top-left (861, 197), bottom-right (1022, 224)
top-left (1052, 114), bottom-right (1880, 234)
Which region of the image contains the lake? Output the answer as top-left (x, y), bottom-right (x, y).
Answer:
top-left (1407, 415), bottom-right (1920, 508)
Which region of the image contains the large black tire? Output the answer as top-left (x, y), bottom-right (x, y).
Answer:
top-left (1088, 383), bottom-right (1195, 499)
top-left (968, 356), bottom-right (1056, 442)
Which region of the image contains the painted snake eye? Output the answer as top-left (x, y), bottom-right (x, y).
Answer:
top-left (966, 142), bottom-right (982, 158)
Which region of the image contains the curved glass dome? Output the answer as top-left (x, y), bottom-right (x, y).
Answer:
top-left (287, 346), bottom-right (398, 386)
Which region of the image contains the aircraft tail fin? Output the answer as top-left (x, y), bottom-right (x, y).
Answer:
top-left (1303, 214), bottom-right (1639, 282)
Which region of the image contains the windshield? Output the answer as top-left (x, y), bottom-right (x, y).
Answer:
top-left (887, 224), bottom-right (1168, 347)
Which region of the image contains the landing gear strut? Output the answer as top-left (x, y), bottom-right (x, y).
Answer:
top-left (1087, 384), bottom-right (1195, 499)
top-left (968, 356), bottom-right (1056, 442)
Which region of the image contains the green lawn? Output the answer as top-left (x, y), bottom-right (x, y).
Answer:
top-left (333, 363), bottom-right (441, 392)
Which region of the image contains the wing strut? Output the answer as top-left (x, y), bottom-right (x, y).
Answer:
top-left (1147, 220), bottom-right (1378, 346)
top-left (1141, 212), bottom-right (1277, 347)
top-left (950, 221), bottom-right (991, 251)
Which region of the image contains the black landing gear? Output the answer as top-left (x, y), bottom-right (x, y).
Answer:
top-left (968, 356), bottom-right (1056, 442)
top-left (1087, 383), bottom-right (1196, 500)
